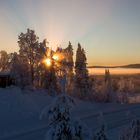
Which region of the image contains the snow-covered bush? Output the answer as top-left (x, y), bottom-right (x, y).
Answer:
top-left (118, 92), bottom-right (129, 104)
top-left (45, 94), bottom-right (91, 140)
top-left (93, 125), bottom-right (108, 140)
top-left (119, 119), bottom-right (140, 140)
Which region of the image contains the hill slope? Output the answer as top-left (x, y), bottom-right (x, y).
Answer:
top-left (88, 64), bottom-right (140, 68)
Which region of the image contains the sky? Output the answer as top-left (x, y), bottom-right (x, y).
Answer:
top-left (0, 0), bottom-right (140, 66)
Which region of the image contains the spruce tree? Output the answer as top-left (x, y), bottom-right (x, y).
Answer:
top-left (103, 69), bottom-right (113, 102)
top-left (75, 43), bottom-right (91, 99)
top-left (33, 39), bottom-right (48, 87)
top-left (45, 95), bottom-right (91, 140)
top-left (64, 41), bottom-right (74, 93)
top-left (46, 61), bottom-right (58, 95)
top-left (37, 39), bottom-right (51, 88)
top-left (44, 49), bottom-right (59, 95)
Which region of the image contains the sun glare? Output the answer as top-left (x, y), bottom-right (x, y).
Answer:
top-left (53, 53), bottom-right (64, 62)
top-left (53, 54), bottom-right (59, 61)
top-left (44, 58), bottom-right (52, 67)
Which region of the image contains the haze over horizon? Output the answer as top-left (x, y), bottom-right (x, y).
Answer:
top-left (0, 0), bottom-right (140, 66)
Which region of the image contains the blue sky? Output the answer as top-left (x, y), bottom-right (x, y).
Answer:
top-left (0, 0), bottom-right (140, 65)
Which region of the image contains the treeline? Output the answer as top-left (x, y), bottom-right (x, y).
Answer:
top-left (0, 29), bottom-right (92, 99)
top-left (0, 28), bottom-right (135, 103)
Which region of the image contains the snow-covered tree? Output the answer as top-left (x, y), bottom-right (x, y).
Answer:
top-left (120, 119), bottom-right (140, 140)
top-left (10, 52), bottom-right (30, 88)
top-left (103, 69), bottom-right (114, 102)
top-left (118, 77), bottom-right (134, 94)
top-left (117, 78), bottom-right (129, 103)
top-left (34, 39), bottom-right (50, 88)
top-left (45, 95), bottom-right (91, 140)
top-left (18, 28), bottom-right (39, 86)
top-left (75, 43), bottom-right (92, 99)
top-left (118, 78), bottom-right (128, 93)
top-left (0, 50), bottom-right (9, 72)
top-left (10, 52), bottom-right (20, 84)
top-left (64, 42), bottom-right (74, 94)
top-left (45, 59), bottom-right (59, 95)
top-left (93, 125), bottom-right (108, 140)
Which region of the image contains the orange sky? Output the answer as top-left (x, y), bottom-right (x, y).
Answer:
top-left (0, 0), bottom-right (140, 66)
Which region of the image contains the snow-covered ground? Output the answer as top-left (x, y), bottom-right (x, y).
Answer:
top-left (0, 86), bottom-right (140, 140)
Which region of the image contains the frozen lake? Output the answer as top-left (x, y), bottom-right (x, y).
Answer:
top-left (88, 68), bottom-right (140, 75)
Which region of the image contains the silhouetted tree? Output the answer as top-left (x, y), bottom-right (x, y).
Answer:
top-left (18, 28), bottom-right (39, 86)
top-left (10, 52), bottom-right (20, 85)
top-left (46, 56), bottom-right (59, 95)
top-left (0, 50), bottom-right (9, 72)
top-left (64, 41), bottom-right (74, 93)
top-left (10, 52), bottom-right (30, 88)
top-left (34, 39), bottom-right (49, 87)
top-left (103, 69), bottom-right (114, 102)
top-left (75, 43), bottom-right (91, 99)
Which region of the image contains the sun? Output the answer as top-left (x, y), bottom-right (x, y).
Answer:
top-left (44, 58), bottom-right (52, 67)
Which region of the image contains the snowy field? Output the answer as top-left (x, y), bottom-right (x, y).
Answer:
top-left (0, 87), bottom-right (140, 140)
